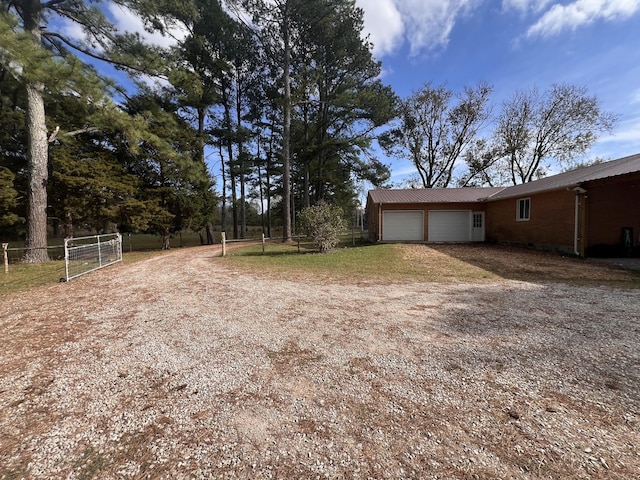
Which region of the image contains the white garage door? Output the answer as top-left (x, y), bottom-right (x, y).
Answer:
top-left (428, 210), bottom-right (471, 242)
top-left (382, 211), bottom-right (424, 241)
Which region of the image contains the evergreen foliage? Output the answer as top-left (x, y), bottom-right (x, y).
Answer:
top-left (0, 166), bottom-right (22, 229)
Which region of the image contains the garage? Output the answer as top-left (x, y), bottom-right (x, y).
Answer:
top-left (428, 210), bottom-right (471, 242)
top-left (382, 211), bottom-right (424, 241)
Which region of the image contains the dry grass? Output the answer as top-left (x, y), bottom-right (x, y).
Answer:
top-left (1, 244), bottom-right (639, 479)
top-left (228, 242), bottom-right (640, 286)
top-left (403, 243), bottom-right (640, 284)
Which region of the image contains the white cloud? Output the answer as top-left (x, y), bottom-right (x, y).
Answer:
top-left (398, 0), bottom-right (481, 55)
top-left (597, 115), bottom-right (640, 146)
top-left (526, 0), bottom-right (640, 38)
top-left (632, 88), bottom-right (640, 104)
top-left (357, 0), bottom-right (481, 57)
top-left (356, 0), bottom-right (404, 56)
top-left (502, 0), bottom-right (552, 13)
top-left (57, 17), bottom-right (88, 45)
top-left (106, 3), bottom-right (187, 49)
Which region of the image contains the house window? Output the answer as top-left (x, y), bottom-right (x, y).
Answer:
top-left (517, 198), bottom-right (530, 221)
top-left (473, 213), bottom-right (483, 228)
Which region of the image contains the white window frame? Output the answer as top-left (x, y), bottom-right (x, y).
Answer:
top-left (517, 198), bottom-right (530, 221)
top-left (472, 212), bottom-right (483, 229)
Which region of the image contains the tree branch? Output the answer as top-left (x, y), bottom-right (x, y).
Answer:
top-left (47, 126), bottom-right (59, 143)
top-left (42, 31), bottom-right (167, 80)
top-left (64, 126), bottom-right (100, 137)
top-left (42, 0), bottom-right (68, 9)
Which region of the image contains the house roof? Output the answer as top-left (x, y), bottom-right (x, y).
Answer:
top-left (368, 187), bottom-right (504, 204)
top-left (368, 153), bottom-right (640, 205)
top-left (487, 153), bottom-right (640, 200)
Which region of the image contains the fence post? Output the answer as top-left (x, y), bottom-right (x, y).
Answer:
top-left (97, 235), bottom-right (102, 267)
top-left (221, 232), bottom-right (226, 257)
top-left (64, 237), bottom-right (70, 282)
top-left (2, 243), bottom-right (8, 274)
top-left (262, 233), bottom-right (265, 255)
top-left (297, 235), bottom-right (300, 253)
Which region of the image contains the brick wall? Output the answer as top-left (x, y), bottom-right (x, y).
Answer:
top-left (585, 173), bottom-right (640, 248)
top-left (485, 190), bottom-right (575, 251)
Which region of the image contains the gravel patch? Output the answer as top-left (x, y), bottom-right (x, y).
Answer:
top-left (1, 246), bottom-right (639, 479)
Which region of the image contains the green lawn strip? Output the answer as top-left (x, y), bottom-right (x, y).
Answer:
top-left (0, 260), bottom-right (67, 296)
top-left (225, 243), bottom-right (499, 283)
top-left (0, 250), bottom-right (163, 298)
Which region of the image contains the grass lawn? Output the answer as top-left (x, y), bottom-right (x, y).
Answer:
top-left (225, 241), bottom-right (501, 283)
top-left (4, 240), bottom-right (639, 297)
top-left (0, 251), bottom-right (159, 298)
top-left (0, 231), bottom-right (205, 297)
top-left (226, 241), bottom-right (640, 286)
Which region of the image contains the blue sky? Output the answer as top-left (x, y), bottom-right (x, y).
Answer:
top-left (356, 0), bottom-right (640, 183)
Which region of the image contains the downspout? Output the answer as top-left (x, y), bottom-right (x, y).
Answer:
top-left (574, 194), bottom-right (579, 256)
top-left (572, 187), bottom-right (587, 256)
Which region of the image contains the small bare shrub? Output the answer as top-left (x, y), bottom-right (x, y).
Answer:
top-left (297, 202), bottom-right (347, 253)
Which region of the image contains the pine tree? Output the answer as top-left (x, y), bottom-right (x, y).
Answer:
top-left (0, 1), bottom-right (167, 261)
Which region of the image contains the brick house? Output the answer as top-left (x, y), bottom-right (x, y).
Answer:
top-left (366, 153), bottom-right (640, 257)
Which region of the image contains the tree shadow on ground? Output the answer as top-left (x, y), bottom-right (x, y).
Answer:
top-left (424, 243), bottom-right (640, 285)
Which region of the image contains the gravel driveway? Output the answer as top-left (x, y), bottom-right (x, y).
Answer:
top-left (1, 246), bottom-right (639, 479)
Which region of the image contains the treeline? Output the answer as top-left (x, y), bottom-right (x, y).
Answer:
top-left (0, 0), bottom-right (395, 261)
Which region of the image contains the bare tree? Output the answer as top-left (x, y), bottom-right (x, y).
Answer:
top-left (495, 83), bottom-right (617, 184)
top-left (380, 81), bottom-right (492, 188)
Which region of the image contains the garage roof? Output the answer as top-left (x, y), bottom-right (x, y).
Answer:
top-left (487, 153), bottom-right (640, 200)
top-left (369, 187), bottom-right (504, 204)
top-left (369, 153), bottom-right (640, 205)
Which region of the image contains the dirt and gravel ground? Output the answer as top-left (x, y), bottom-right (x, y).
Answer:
top-left (1, 244), bottom-right (639, 479)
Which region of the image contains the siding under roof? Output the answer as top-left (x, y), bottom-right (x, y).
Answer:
top-left (368, 187), bottom-right (504, 204)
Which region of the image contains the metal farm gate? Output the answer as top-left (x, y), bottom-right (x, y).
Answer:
top-left (64, 233), bottom-right (123, 282)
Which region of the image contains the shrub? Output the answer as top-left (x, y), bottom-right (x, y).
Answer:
top-left (297, 202), bottom-right (348, 253)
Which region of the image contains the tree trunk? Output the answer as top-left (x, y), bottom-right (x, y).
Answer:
top-left (222, 94), bottom-right (238, 240)
top-left (162, 228), bottom-right (171, 250)
top-left (266, 157), bottom-right (272, 239)
top-left (266, 139), bottom-right (273, 239)
top-left (258, 159), bottom-right (265, 235)
top-left (236, 79), bottom-right (246, 239)
top-left (23, 11), bottom-right (50, 263)
top-left (281, 1), bottom-right (292, 242)
top-left (196, 106), bottom-right (214, 245)
top-left (315, 87), bottom-right (329, 202)
top-left (218, 142), bottom-right (227, 235)
top-left (229, 157), bottom-right (238, 240)
top-left (64, 211), bottom-right (73, 238)
top-left (302, 105), bottom-right (310, 208)
top-left (256, 137), bottom-right (266, 235)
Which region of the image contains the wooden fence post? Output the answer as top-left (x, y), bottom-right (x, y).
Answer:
top-left (221, 232), bottom-right (226, 257)
top-left (2, 243), bottom-right (8, 273)
top-left (262, 233), bottom-right (265, 255)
